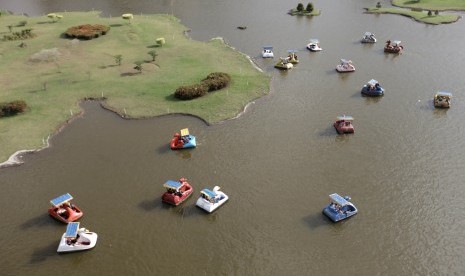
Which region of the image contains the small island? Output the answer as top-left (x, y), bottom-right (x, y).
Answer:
top-left (366, 0), bottom-right (463, 24)
top-left (288, 2), bottom-right (321, 16)
top-left (0, 11), bottom-right (270, 163)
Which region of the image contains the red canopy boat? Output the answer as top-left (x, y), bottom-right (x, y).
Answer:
top-left (334, 115), bottom-right (355, 134)
top-left (48, 193), bottom-right (83, 223)
top-left (162, 178), bottom-right (194, 206)
top-left (384, 40), bottom-right (403, 53)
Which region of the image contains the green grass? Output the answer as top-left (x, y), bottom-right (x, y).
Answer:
top-left (392, 0), bottom-right (465, 11)
top-left (366, 7), bottom-right (460, 24)
top-left (0, 11), bottom-right (270, 162)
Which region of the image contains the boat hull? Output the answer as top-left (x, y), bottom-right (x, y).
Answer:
top-left (322, 204), bottom-right (357, 222)
top-left (196, 192), bottom-right (228, 213)
top-left (307, 44), bottom-right (322, 52)
top-left (384, 47), bottom-right (402, 53)
top-left (333, 123), bottom-right (354, 134)
top-left (262, 51), bottom-right (274, 58)
top-left (162, 183), bottom-right (194, 206)
top-left (434, 100), bottom-right (450, 108)
top-left (170, 135), bottom-right (196, 150)
top-left (48, 205), bottom-right (83, 223)
top-left (57, 229), bottom-right (98, 253)
top-left (336, 65), bottom-right (355, 73)
top-left (361, 86), bottom-right (384, 96)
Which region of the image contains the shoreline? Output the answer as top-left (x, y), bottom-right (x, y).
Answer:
top-left (364, 7), bottom-right (461, 24)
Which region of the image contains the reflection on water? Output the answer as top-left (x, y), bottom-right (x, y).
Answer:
top-left (2, 0), bottom-right (465, 275)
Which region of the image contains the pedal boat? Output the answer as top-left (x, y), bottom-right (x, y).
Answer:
top-left (262, 46), bottom-right (274, 58)
top-left (384, 40), bottom-right (403, 53)
top-left (57, 222), bottom-right (98, 253)
top-left (274, 57), bottom-right (293, 70)
top-left (434, 91), bottom-right (452, 108)
top-left (336, 59), bottom-right (355, 73)
top-left (196, 186), bottom-right (228, 213)
top-left (162, 178), bottom-right (194, 206)
top-left (48, 193), bottom-right (83, 223)
top-left (361, 32), bottom-right (376, 43)
top-left (307, 39), bottom-right (322, 52)
top-left (323, 193), bottom-right (358, 222)
top-left (334, 115), bottom-right (354, 134)
top-left (170, 128), bottom-right (196, 150)
top-left (287, 50), bottom-right (299, 64)
top-left (361, 79), bottom-right (384, 97)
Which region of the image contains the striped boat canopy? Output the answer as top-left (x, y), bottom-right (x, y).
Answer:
top-left (201, 189), bottom-right (216, 199)
top-left (164, 180), bottom-right (182, 190)
top-left (65, 222), bottom-right (80, 238)
top-left (180, 128), bottom-right (190, 137)
top-left (329, 193), bottom-right (350, 207)
top-left (336, 115), bottom-right (354, 121)
top-left (50, 193), bottom-right (73, 207)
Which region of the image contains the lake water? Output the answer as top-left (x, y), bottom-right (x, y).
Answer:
top-left (1, 0), bottom-right (465, 275)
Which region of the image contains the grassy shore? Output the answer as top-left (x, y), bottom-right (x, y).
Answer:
top-left (392, 0), bottom-right (465, 11)
top-left (365, 7), bottom-right (460, 24)
top-left (288, 9), bottom-right (321, 16)
top-left (0, 11), bottom-right (270, 163)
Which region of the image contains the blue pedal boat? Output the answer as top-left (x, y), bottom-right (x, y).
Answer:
top-left (322, 193), bottom-right (358, 222)
top-left (361, 79), bottom-right (384, 97)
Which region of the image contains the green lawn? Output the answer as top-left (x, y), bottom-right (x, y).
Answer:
top-left (366, 7), bottom-right (460, 24)
top-left (0, 11), bottom-right (270, 163)
top-left (392, 0), bottom-right (465, 11)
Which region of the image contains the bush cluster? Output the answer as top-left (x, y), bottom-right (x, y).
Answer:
top-left (65, 24), bottom-right (110, 40)
top-left (0, 100), bottom-right (27, 118)
top-left (174, 72), bottom-right (231, 100)
top-left (3, 29), bottom-right (35, 41)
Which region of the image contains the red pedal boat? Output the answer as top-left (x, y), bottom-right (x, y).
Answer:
top-left (162, 178), bottom-right (194, 206)
top-left (48, 193), bottom-right (83, 223)
top-left (170, 128), bottom-right (197, 150)
top-left (334, 115), bottom-right (355, 134)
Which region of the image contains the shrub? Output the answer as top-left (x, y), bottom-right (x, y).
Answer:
top-left (156, 37), bottom-right (165, 46)
top-left (174, 84), bottom-right (208, 100)
top-left (201, 72), bottom-right (231, 92)
top-left (3, 28), bottom-right (35, 41)
top-left (65, 24), bottom-right (110, 40)
top-left (0, 100), bottom-right (27, 118)
top-left (297, 3), bottom-right (304, 12)
top-left (306, 3), bottom-right (314, 13)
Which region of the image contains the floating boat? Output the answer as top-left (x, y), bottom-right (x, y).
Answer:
top-left (336, 59), bottom-right (355, 73)
top-left (384, 40), bottom-right (403, 53)
top-left (322, 193), bottom-right (358, 222)
top-left (434, 91), bottom-right (452, 108)
top-left (333, 115), bottom-right (354, 134)
top-left (162, 178), bottom-right (194, 206)
top-left (48, 193), bottom-right (83, 223)
top-left (287, 50), bottom-right (299, 64)
top-left (196, 186), bottom-right (228, 213)
top-left (57, 222), bottom-right (98, 253)
top-left (274, 57), bottom-right (293, 70)
top-left (361, 32), bottom-right (376, 43)
top-left (307, 39), bottom-right (322, 52)
top-left (262, 46), bottom-right (274, 58)
top-left (170, 128), bottom-right (196, 150)
top-left (361, 79), bottom-right (384, 97)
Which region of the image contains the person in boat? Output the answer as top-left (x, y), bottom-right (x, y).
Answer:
top-left (57, 206), bottom-right (66, 215)
top-left (182, 136), bottom-right (189, 144)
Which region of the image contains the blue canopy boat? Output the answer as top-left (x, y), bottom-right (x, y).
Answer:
top-left (322, 193), bottom-right (358, 222)
top-left (361, 79), bottom-right (384, 96)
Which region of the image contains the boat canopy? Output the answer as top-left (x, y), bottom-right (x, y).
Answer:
top-left (364, 32), bottom-right (374, 37)
top-left (329, 193), bottom-right (350, 207)
top-left (435, 91), bottom-right (452, 98)
top-left (287, 50), bottom-right (298, 54)
top-left (309, 39), bottom-right (319, 44)
top-left (340, 59), bottom-right (352, 64)
top-left (336, 115), bottom-right (354, 121)
top-left (392, 40), bottom-right (401, 46)
top-left (65, 222), bottom-right (80, 238)
top-left (201, 189), bottom-right (217, 199)
top-left (367, 79), bottom-right (378, 86)
top-left (180, 128), bottom-right (190, 137)
top-left (263, 46), bottom-right (273, 50)
top-left (50, 193), bottom-right (73, 207)
top-left (164, 180), bottom-right (182, 190)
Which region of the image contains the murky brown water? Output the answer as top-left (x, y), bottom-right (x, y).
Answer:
top-left (2, 0), bottom-right (465, 275)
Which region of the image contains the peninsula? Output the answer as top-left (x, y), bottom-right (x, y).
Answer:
top-left (0, 11), bottom-right (270, 163)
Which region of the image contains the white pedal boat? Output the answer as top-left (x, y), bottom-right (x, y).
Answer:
top-left (262, 46), bottom-right (274, 58)
top-left (196, 186), bottom-right (228, 213)
top-left (57, 222), bottom-right (98, 253)
top-left (307, 39), bottom-right (322, 52)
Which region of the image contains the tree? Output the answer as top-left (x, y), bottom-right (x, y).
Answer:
top-left (7, 25), bottom-right (12, 32)
top-left (427, 10), bottom-right (432, 16)
top-left (306, 3), bottom-right (314, 13)
top-left (114, 55), bottom-right (122, 66)
top-left (296, 3), bottom-right (304, 12)
top-left (134, 61), bottom-right (143, 73)
top-left (434, 10), bottom-right (439, 15)
top-left (148, 50), bottom-right (158, 61)
top-left (376, 2), bottom-right (382, 8)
